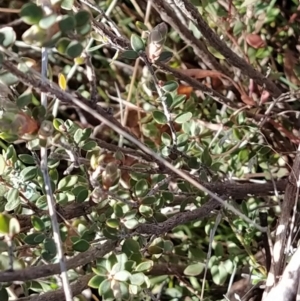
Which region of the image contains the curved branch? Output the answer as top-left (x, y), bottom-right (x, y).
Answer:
top-left (136, 198), bottom-right (220, 235)
top-left (0, 240), bottom-right (116, 282)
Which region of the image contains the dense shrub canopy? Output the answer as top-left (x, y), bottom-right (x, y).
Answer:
top-left (0, 0), bottom-right (299, 301)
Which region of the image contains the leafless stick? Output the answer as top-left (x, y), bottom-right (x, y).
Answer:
top-left (17, 274), bottom-right (93, 301)
top-left (135, 198), bottom-right (220, 235)
top-left (141, 53), bottom-right (177, 145)
top-left (263, 151), bottom-right (300, 298)
top-left (79, 0), bottom-right (122, 37)
top-left (84, 52), bottom-right (98, 104)
top-left (40, 42), bottom-right (72, 300)
top-left (0, 240), bottom-right (116, 282)
top-left (264, 244), bottom-right (300, 301)
top-left (201, 212), bottom-right (222, 300)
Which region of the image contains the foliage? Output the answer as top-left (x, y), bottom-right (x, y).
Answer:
top-left (0, 0), bottom-right (298, 301)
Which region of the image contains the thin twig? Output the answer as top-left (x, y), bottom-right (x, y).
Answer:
top-left (84, 52), bottom-right (98, 104)
top-left (40, 37), bottom-right (73, 301)
top-left (141, 52), bottom-right (178, 145)
top-left (201, 212), bottom-right (222, 300)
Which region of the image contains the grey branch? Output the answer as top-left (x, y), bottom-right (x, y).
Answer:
top-left (0, 240), bottom-right (117, 282)
top-left (135, 198), bottom-right (220, 235)
top-left (264, 245), bottom-right (300, 301)
top-left (17, 274), bottom-right (93, 301)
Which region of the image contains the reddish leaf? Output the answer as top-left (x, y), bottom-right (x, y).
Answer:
top-left (245, 34), bottom-right (266, 49)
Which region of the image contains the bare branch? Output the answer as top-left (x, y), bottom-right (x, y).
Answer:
top-left (0, 240), bottom-right (116, 282)
top-left (135, 198), bottom-right (220, 235)
top-left (264, 245), bottom-right (300, 301)
top-left (264, 152), bottom-right (300, 295)
top-left (18, 274), bottom-right (93, 301)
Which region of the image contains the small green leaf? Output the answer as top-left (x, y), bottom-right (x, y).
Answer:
top-left (0, 70), bottom-right (19, 86)
top-left (56, 37), bottom-right (71, 54)
top-left (114, 204), bottom-right (124, 218)
top-left (122, 238), bottom-right (140, 255)
top-left (20, 3), bottom-right (44, 25)
top-left (98, 279), bottom-right (111, 296)
top-left (21, 166), bottom-right (37, 182)
top-left (103, 227), bottom-right (118, 240)
top-left (134, 179), bottom-right (149, 197)
top-left (184, 263), bottom-right (204, 276)
top-left (0, 27), bottom-right (16, 48)
top-left (92, 266), bottom-right (108, 276)
top-left (31, 216), bottom-right (45, 231)
top-left (17, 88), bottom-right (33, 108)
top-left (175, 112), bottom-right (193, 124)
top-left (0, 155), bottom-right (6, 175)
top-left (58, 175), bottom-right (79, 191)
top-left (106, 218), bottom-right (120, 229)
top-left (66, 41), bottom-right (84, 58)
top-left (24, 232), bottom-right (44, 245)
top-left (121, 50), bottom-right (138, 60)
top-left (114, 270), bottom-right (131, 282)
top-left (36, 195), bottom-right (48, 210)
top-left (58, 15), bottom-right (76, 33)
top-left (88, 275), bottom-right (105, 288)
top-left (161, 81), bottom-right (178, 92)
top-left (76, 23), bottom-right (91, 36)
top-left (9, 218), bottom-right (20, 236)
top-left (123, 219), bottom-right (139, 230)
top-left (139, 205), bottom-right (153, 218)
top-left (72, 186), bottom-right (89, 203)
top-left (161, 132), bottom-right (171, 146)
top-left (72, 239), bottom-right (90, 252)
top-left (152, 110), bottom-right (167, 124)
top-left (164, 240), bottom-right (174, 252)
top-left (81, 141), bottom-right (97, 151)
top-left (148, 245), bottom-right (163, 255)
top-left (135, 260), bottom-right (153, 272)
top-left (0, 287), bottom-right (8, 301)
top-left (74, 10), bottom-right (91, 28)
top-left (5, 188), bottom-right (20, 211)
top-left (0, 52), bottom-right (3, 66)
top-left (39, 14), bottom-right (57, 29)
top-left (157, 51), bottom-right (173, 62)
top-left (131, 34), bottom-right (145, 52)
top-left (211, 263), bottom-right (228, 285)
top-left (141, 196), bottom-right (157, 205)
top-left (61, 0), bottom-right (75, 10)
top-left (201, 147), bottom-right (212, 166)
top-left (129, 272), bottom-right (145, 286)
top-left (43, 238), bottom-right (57, 255)
top-left (0, 213), bottom-right (11, 234)
top-left (135, 21), bottom-right (148, 31)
